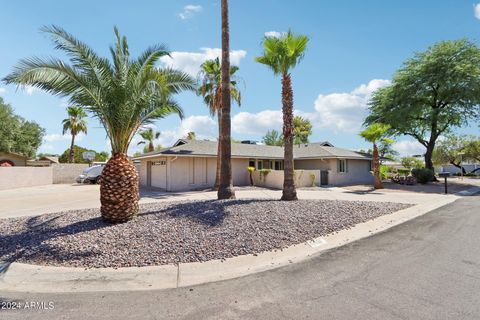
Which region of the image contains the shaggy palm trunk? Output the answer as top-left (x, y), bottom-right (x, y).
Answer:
top-left (281, 73), bottom-right (298, 201)
top-left (214, 108), bottom-right (222, 190)
top-left (372, 143), bottom-right (383, 189)
top-left (69, 133), bottom-right (76, 163)
top-left (217, 0), bottom-right (235, 199)
top-left (100, 153), bottom-right (139, 223)
top-left (148, 142), bottom-right (154, 152)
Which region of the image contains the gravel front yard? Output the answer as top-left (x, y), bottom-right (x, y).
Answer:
top-left (0, 199), bottom-right (411, 268)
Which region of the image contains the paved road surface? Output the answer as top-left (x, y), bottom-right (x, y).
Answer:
top-left (1, 195), bottom-right (479, 320)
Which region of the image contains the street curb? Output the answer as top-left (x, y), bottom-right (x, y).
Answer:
top-left (0, 194), bottom-right (467, 293)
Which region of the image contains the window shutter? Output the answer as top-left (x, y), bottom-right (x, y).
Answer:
top-left (346, 160), bottom-right (349, 173)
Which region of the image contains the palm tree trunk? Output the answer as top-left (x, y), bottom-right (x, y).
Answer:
top-left (100, 153), bottom-right (139, 222)
top-left (69, 133), bottom-right (76, 163)
top-left (373, 143), bottom-right (383, 189)
top-left (214, 108), bottom-right (222, 190)
top-left (149, 141), bottom-right (154, 152)
top-left (281, 73), bottom-right (298, 201)
top-left (217, 0), bottom-right (235, 199)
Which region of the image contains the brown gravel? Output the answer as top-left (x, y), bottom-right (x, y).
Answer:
top-left (0, 199), bottom-right (411, 268)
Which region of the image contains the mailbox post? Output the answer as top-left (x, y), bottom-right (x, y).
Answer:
top-left (438, 172), bottom-right (451, 194)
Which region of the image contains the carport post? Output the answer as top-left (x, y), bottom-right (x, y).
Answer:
top-left (439, 172), bottom-right (450, 194)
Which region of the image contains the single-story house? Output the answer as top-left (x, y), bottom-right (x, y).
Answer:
top-left (134, 139), bottom-right (374, 191)
top-left (0, 151), bottom-right (28, 166)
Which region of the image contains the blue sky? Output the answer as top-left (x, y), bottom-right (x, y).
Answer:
top-left (1, 0), bottom-right (479, 156)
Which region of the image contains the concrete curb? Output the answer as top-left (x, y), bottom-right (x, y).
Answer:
top-left (0, 193), bottom-right (468, 293)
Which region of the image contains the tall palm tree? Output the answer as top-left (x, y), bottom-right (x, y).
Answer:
top-left (360, 123), bottom-right (391, 189)
top-left (62, 106), bottom-right (88, 163)
top-left (137, 128), bottom-right (160, 153)
top-left (197, 57), bottom-right (241, 189)
top-left (218, 0), bottom-right (236, 199)
top-left (4, 26), bottom-right (195, 222)
top-left (255, 31), bottom-right (309, 201)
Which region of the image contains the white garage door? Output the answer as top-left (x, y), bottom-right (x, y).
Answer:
top-left (151, 159), bottom-right (167, 189)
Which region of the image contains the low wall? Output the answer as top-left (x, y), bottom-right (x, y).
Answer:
top-left (0, 167), bottom-right (53, 190)
top-left (252, 170), bottom-right (320, 189)
top-left (52, 163), bottom-right (89, 184)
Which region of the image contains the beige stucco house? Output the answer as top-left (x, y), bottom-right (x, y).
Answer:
top-left (134, 140), bottom-right (374, 191)
top-left (0, 151), bottom-right (28, 166)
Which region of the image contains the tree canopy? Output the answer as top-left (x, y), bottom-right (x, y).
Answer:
top-left (262, 130), bottom-right (283, 146)
top-left (58, 145), bottom-right (109, 163)
top-left (433, 135), bottom-right (480, 173)
top-left (293, 115), bottom-right (312, 144)
top-left (365, 39), bottom-right (480, 170)
top-left (0, 97), bottom-right (45, 157)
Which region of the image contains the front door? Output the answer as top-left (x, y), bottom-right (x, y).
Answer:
top-left (151, 158), bottom-right (167, 189)
top-left (320, 170), bottom-right (329, 186)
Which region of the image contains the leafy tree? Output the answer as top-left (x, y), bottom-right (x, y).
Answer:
top-left (186, 131), bottom-right (196, 140)
top-left (256, 30), bottom-right (309, 201)
top-left (0, 97), bottom-right (44, 157)
top-left (4, 26), bottom-right (194, 222)
top-left (359, 123), bottom-right (391, 189)
top-left (62, 106), bottom-right (88, 163)
top-left (378, 139), bottom-right (399, 161)
top-left (463, 136), bottom-right (480, 163)
top-left (137, 128), bottom-right (160, 153)
top-left (433, 135), bottom-right (480, 174)
top-left (59, 145), bottom-right (108, 163)
top-left (198, 57), bottom-right (241, 191)
top-left (132, 151), bottom-right (142, 157)
top-left (293, 115), bottom-right (312, 144)
top-left (366, 39), bottom-right (480, 171)
top-left (400, 157), bottom-right (424, 170)
top-left (262, 130), bottom-right (283, 146)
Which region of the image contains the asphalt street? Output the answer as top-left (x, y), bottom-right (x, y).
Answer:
top-left (1, 195), bottom-right (479, 320)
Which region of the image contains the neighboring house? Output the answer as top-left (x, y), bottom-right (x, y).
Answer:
top-left (0, 151), bottom-right (28, 166)
top-left (439, 163), bottom-right (480, 175)
top-left (27, 156), bottom-right (60, 167)
top-left (134, 139), bottom-right (373, 191)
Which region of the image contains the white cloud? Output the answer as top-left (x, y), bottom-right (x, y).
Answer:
top-left (0, 87), bottom-right (6, 94)
top-left (44, 133), bottom-right (84, 143)
top-left (178, 4), bottom-right (202, 20)
top-left (232, 110), bottom-right (284, 136)
top-left (264, 31), bottom-right (285, 38)
top-left (130, 115), bottom-right (216, 153)
top-left (312, 79), bottom-right (391, 133)
top-left (392, 140), bottom-right (425, 157)
top-left (160, 48), bottom-right (247, 76)
top-left (20, 85), bottom-right (42, 95)
top-left (474, 3), bottom-right (480, 19)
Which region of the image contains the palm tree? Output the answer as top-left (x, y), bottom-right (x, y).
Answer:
top-left (197, 57), bottom-right (241, 189)
top-left (186, 131), bottom-right (196, 140)
top-left (360, 123), bottom-right (391, 189)
top-left (62, 106), bottom-right (88, 163)
top-left (218, 0), bottom-right (236, 199)
top-left (255, 31), bottom-right (309, 201)
top-left (137, 128), bottom-right (160, 153)
top-left (4, 26), bottom-right (195, 222)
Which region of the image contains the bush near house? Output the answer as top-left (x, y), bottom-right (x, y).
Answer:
top-left (411, 168), bottom-right (435, 184)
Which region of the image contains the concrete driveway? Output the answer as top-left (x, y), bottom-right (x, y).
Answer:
top-left (1, 183), bottom-right (474, 219)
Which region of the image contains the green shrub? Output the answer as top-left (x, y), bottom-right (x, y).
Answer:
top-left (411, 168), bottom-right (434, 184)
top-left (397, 168), bottom-right (410, 177)
top-left (247, 166), bottom-right (256, 173)
top-left (309, 173), bottom-right (316, 187)
top-left (379, 165), bottom-right (389, 180)
top-left (258, 169), bottom-right (272, 181)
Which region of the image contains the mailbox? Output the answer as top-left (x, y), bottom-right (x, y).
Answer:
top-left (439, 172), bottom-right (451, 194)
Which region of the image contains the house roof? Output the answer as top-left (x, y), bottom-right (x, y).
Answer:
top-left (134, 140), bottom-right (371, 161)
top-left (0, 151), bottom-right (28, 159)
top-left (39, 156), bottom-right (59, 163)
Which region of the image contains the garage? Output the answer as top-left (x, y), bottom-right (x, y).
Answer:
top-left (149, 158), bottom-right (167, 189)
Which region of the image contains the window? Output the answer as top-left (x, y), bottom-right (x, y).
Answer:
top-left (274, 161), bottom-right (283, 170)
top-left (257, 160), bottom-right (263, 170)
top-left (338, 159), bottom-right (347, 173)
top-left (248, 160), bottom-right (255, 168)
top-left (368, 160), bottom-right (372, 172)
